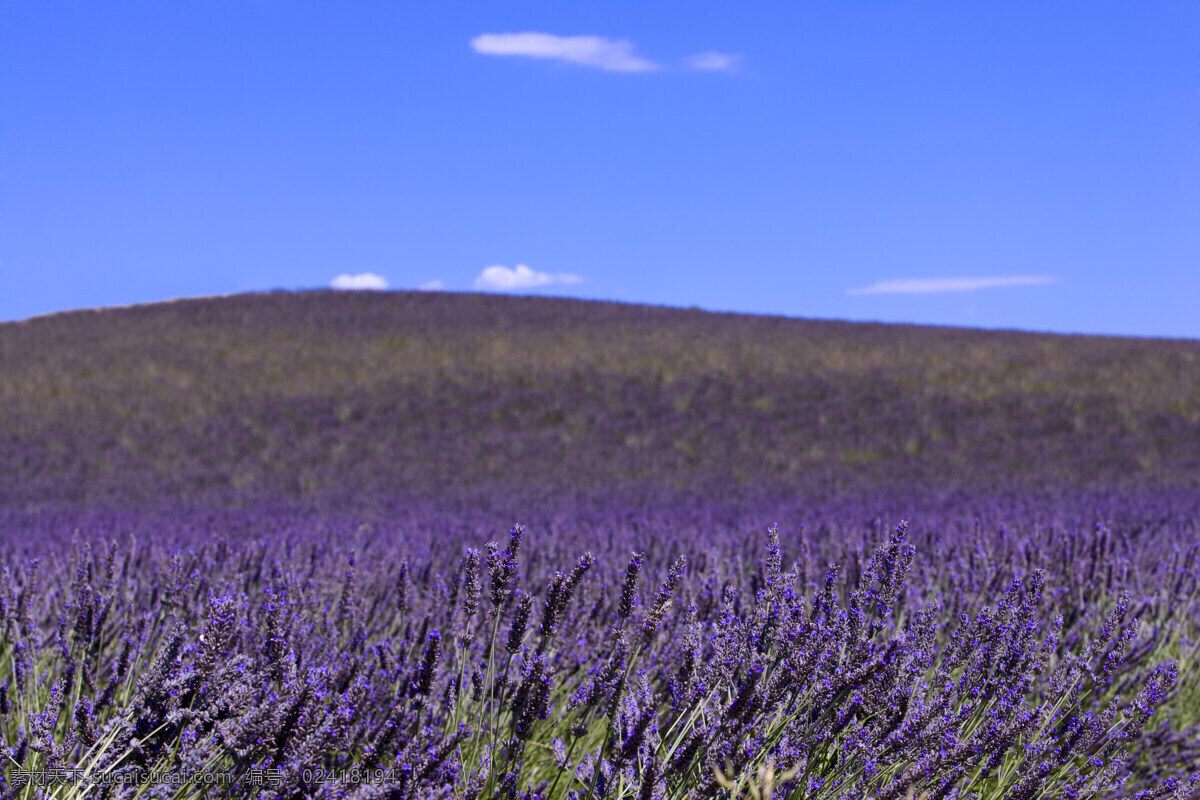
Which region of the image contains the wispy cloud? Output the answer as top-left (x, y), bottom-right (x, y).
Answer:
top-left (331, 273), bottom-right (388, 290)
top-left (474, 264), bottom-right (584, 291)
top-left (684, 51), bottom-right (741, 72)
top-left (417, 280), bottom-right (446, 291)
top-left (470, 32), bottom-right (659, 72)
top-left (846, 276), bottom-right (1060, 295)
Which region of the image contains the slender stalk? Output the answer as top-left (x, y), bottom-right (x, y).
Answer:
top-left (546, 629), bottom-right (626, 799)
top-left (472, 610), bottom-right (503, 792)
top-left (450, 642), bottom-right (467, 735)
top-left (583, 643), bottom-right (644, 800)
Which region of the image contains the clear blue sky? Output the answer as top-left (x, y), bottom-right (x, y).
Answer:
top-left (3, 2), bottom-right (1198, 337)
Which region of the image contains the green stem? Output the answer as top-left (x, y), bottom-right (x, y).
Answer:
top-left (584, 642), bottom-right (644, 800)
top-left (473, 609), bottom-right (504, 794)
top-left (550, 633), bottom-right (624, 799)
top-left (547, 718), bottom-right (590, 799)
top-left (450, 642), bottom-right (467, 735)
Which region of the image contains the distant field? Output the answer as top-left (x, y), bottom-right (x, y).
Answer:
top-left (2, 290), bottom-right (1198, 509)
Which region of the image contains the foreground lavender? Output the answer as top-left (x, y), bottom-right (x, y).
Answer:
top-left (1, 510), bottom-right (1198, 800)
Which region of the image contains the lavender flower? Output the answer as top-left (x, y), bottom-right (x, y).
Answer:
top-left (618, 552), bottom-right (644, 621)
top-left (507, 593), bottom-right (535, 655)
top-left (642, 555), bottom-right (685, 637)
top-left (487, 524), bottom-right (526, 613)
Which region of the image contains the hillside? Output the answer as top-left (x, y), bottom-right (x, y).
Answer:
top-left (2, 290), bottom-right (1198, 509)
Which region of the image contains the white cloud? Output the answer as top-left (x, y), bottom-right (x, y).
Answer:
top-left (685, 51), bottom-right (741, 72)
top-left (470, 32), bottom-right (659, 72)
top-left (474, 264), bottom-right (584, 291)
top-left (330, 273), bottom-right (388, 290)
top-left (846, 276), bottom-right (1060, 295)
top-left (417, 280), bottom-right (446, 291)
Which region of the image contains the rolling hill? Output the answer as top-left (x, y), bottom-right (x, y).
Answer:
top-left (2, 290), bottom-right (1198, 510)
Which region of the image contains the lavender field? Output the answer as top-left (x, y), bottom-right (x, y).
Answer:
top-left (1, 292), bottom-right (1198, 799)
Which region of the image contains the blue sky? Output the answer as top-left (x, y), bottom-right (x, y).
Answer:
top-left (2, 2), bottom-right (1198, 337)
